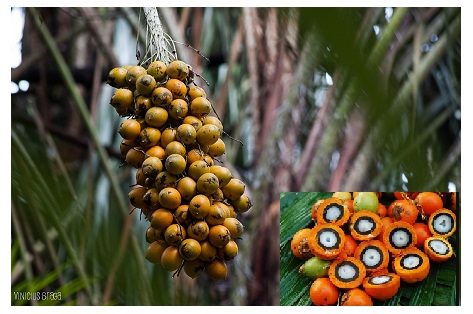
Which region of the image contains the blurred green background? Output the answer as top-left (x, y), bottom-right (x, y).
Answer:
top-left (11, 7), bottom-right (460, 305)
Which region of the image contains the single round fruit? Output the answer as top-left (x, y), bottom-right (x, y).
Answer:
top-left (155, 171), bottom-right (178, 190)
top-left (143, 188), bottom-right (160, 207)
top-left (125, 148), bottom-right (146, 169)
top-left (190, 97), bottom-right (212, 118)
top-left (176, 176), bottom-right (197, 201)
top-left (209, 165), bottom-right (232, 188)
top-left (150, 208), bottom-right (174, 230)
top-left (393, 192), bottom-right (419, 200)
top-left (189, 194), bottom-right (211, 219)
top-left (160, 246), bottom-right (183, 272)
top-left (208, 225), bottom-right (231, 248)
top-left (119, 139), bottom-right (135, 156)
top-left (158, 187), bottom-right (181, 210)
top-left (222, 178), bottom-right (245, 201)
top-left (165, 78), bottom-right (187, 99)
top-left (145, 226), bottom-right (157, 243)
top-left (161, 128), bottom-right (177, 148)
top-left (299, 256), bottom-right (332, 280)
top-left (134, 95), bottom-right (153, 117)
top-left (174, 204), bottom-right (192, 227)
top-left (377, 203), bottom-right (388, 217)
top-left (187, 220), bottom-right (210, 241)
top-left (230, 194), bottom-right (253, 214)
top-left (354, 239), bottom-right (389, 273)
top-left (206, 203), bottom-right (228, 225)
top-left (128, 185), bottom-right (147, 208)
top-left (349, 210), bottom-right (382, 241)
top-left (316, 197), bottom-right (350, 226)
top-left (146, 145), bottom-right (166, 160)
top-left (342, 234), bottom-right (359, 257)
top-left (138, 127), bottom-right (161, 148)
top-left (415, 192), bottom-right (443, 216)
top-left (223, 217), bottom-right (244, 239)
top-left (151, 87), bottom-right (173, 107)
top-left (363, 272), bottom-right (401, 301)
top-left (329, 257), bottom-right (366, 289)
top-left (291, 228), bottom-right (313, 259)
top-left (118, 119), bottom-right (141, 140)
top-left (188, 85), bottom-right (207, 100)
top-left (353, 192), bottom-right (379, 213)
top-left (387, 199), bottom-right (419, 225)
top-left (146, 241), bottom-right (168, 264)
top-left (183, 115), bottom-right (203, 131)
top-left (183, 259), bottom-right (205, 279)
top-left (188, 160), bottom-right (211, 181)
top-left (308, 223), bottom-right (346, 260)
top-left (169, 99), bottom-right (189, 120)
top-left (196, 124), bottom-right (221, 146)
top-left (145, 107), bottom-right (169, 128)
top-left (176, 123), bottom-right (196, 145)
top-left (207, 138), bottom-right (226, 158)
top-left (166, 60), bottom-right (189, 81)
top-left (135, 74), bottom-right (156, 96)
top-left (340, 288), bottom-right (373, 306)
top-left (424, 236), bottom-right (454, 262)
top-left (428, 208), bottom-right (456, 238)
top-left (178, 238), bottom-right (202, 260)
top-left (217, 240), bottom-right (238, 260)
top-left (125, 65), bottom-right (147, 88)
top-left (165, 153), bottom-right (187, 175)
top-left (393, 247), bottom-right (430, 283)
top-left (309, 277), bottom-right (339, 306)
top-left (164, 223), bottom-right (186, 246)
top-left (141, 156), bottom-right (163, 178)
top-left (205, 259), bottom-right (227, 280)
top-left (199, 240), bottom-right (217, 261)
top-left (383, 221), bottom-right (417, 255)
top-left (413, 222), bottom-right (432, 248)
top-left (164, 141), bottom-right (187, 158)
top-left (107, 67), bottom-right (128, 88)
top-left (147, 60), bottom-right (167, 82)
top-left (197, 172), bottom-right (220, 195)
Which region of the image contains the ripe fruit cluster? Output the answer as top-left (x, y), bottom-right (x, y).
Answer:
top-left (291, 192), bottom-right (457, 306)
top-left (106, 59), bottom-right (252, 280)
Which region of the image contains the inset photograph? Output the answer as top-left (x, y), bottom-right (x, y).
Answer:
top-left (280, 192), bottom-right (459, 306)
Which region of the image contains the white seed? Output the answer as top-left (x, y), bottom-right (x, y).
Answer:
top-left (337, 263), bottom-right (356, 280)
top-left (361, 247), bottom-right (381, 267)
top-left (319, 230), bottom-right (338, 248)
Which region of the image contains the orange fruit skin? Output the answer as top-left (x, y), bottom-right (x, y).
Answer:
top-left (311, 200), bottom-right (325, 220)
top-left (376, 217), bottom-right (394, 242)
top-left (362, 273), bottom-right (401, 301)
top-left (413, 222), bottom-right (432, 248)
top-left (394, 192), bottom-right (419, 200)
top-left (424, 236), bottom-right (453, 262)
top-left (345, 199), bottom-right (354, 214)
top-left (309, 278), bottom-right (339, 306)
top-left (342, 235), bottom-right (359, 257)
top-left (377, 203), bottom-right (388, 217)
top-left (393, 247), bottom-right (430, 284)
top-left (387, 199), bottom-right (418, 225)
top-left (290, 228), bottom-right (312, 259)
top-left (340, 288), bottom-right (373, 306)
top-left (415, 192), bottom-right (443, 216)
